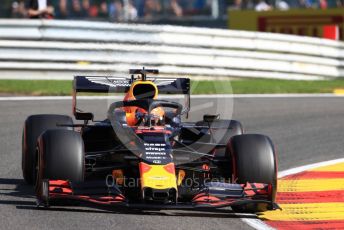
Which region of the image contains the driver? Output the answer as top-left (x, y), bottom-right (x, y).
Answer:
top-left (122, 80), bottom-right (164, 126)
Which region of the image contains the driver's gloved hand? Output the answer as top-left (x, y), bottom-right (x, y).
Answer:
top-left (135, 111), bottom-right (145, 120)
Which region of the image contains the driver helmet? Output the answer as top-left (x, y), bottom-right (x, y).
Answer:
top-left (123, 80), bottom-right (165, 126)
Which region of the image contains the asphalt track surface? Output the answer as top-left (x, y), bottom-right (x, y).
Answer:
top-left (0, 96), bottom-right (343, 230)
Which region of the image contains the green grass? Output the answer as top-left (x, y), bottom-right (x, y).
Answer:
top-left (192, 79), bottom-right (344, 94)
top-left (0, 80), bottom-right (72, 96)
top-left (0, 79), bottom-right (344, 96)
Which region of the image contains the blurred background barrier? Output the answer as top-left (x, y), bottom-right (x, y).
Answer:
top-left (228, 9), bottom-right (344, 41)
top-left (0, 19), bottom-right (343, 80)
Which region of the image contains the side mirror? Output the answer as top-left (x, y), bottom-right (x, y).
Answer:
top-left (75, 112), bottom-right (94, 121)
top-left (203, 114), bottom-right (220, 123)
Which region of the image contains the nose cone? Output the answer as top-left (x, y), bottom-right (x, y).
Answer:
top-left (139, 163), bottom-right (177, 190)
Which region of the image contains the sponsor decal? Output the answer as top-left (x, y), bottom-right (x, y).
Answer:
top-left (86, 77), bottom-right (176, 88)
top-left (143, 143), bottom-right (170, 164)
top-left (86, 77), bottom-right (131, 87)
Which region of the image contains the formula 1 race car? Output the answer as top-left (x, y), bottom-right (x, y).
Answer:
top-left (22, 68), bottom-right (279, 213)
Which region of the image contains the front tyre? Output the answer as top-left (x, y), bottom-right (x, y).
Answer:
top-left (36, 130), bottom-right (84, 202)
top-left (228, 134), bottom-right (277, 213)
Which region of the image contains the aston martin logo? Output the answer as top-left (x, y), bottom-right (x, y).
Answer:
top-left (153, 79), bottom-right (175, 86)
top-left (86, 77), bottom-right (131, 87)
top-left (85, 76), bottom-right (176, 87)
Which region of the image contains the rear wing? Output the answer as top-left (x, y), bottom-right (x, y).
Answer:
top-left (73, 76), bottom-right (190, 94)
top-left (72, 76), bottom-right (190, 120)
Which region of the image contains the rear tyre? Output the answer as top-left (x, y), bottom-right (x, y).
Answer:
top-left (22, 114), bottom-right (73, 185)
top-left (36, 129), bottom-right (84, 201)
top-left (228, 134), bottom-right (277, 213)
top-left (196, 120), bottom-right (243, 145)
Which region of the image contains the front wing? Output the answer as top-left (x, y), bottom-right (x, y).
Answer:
top-left (37, 180), bottom-right (280, 211)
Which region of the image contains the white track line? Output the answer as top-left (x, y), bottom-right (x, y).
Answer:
top-left (194, 94), bottom-right (344, 98)
top-left (278, 158), bottom-right (344, 178)
top-left (241, 157), bottom-right (344, 230)
top-left (241, 218), bottom-right (276, 230)
top-left (1, 94), bottom-right (344, 101)
top-left (0, 96), bottom-right (109, 101)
